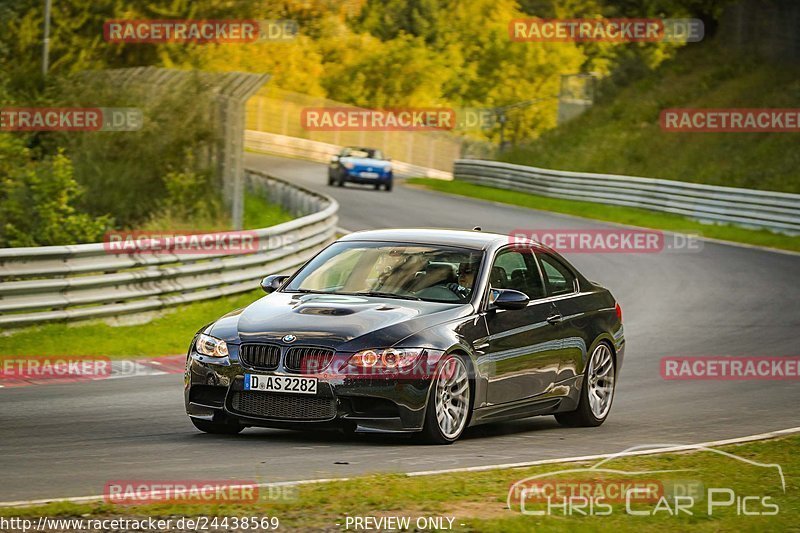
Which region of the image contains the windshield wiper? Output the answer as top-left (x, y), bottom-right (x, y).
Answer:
top-left (285, 289), bottom-right (335, 294)
top-left (347, 291), bottom-right (421, 301)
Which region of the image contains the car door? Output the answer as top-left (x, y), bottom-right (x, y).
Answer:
top-left (481, 246), bottom-right (564, 405)
top-left (535, 250), bottom-right (584, 385)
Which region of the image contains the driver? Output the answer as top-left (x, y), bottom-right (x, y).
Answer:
top-left (447, 262), bottom-right (476, 299)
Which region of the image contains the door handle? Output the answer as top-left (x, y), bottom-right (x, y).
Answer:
top-left (546, 313), bottom-right (563, 324)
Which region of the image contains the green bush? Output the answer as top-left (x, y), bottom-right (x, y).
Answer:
top-left (55, 76), bottom-right (218, 228)
top-left (0, 137), bottom-right (111, 247)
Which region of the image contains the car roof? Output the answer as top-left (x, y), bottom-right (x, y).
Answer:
top-left (343, 146), bottom-right (378, 152)
top-left (338, 228), bottom-right (540, 251)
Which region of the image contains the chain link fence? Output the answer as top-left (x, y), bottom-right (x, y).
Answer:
top-left (245, 87), bottom-right (462, 174)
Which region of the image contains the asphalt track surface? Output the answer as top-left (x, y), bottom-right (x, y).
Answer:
top-left (1, 152), bottom-right (798, 503)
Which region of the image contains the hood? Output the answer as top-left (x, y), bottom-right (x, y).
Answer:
top-left (206, 292), bottom-right (470, 352)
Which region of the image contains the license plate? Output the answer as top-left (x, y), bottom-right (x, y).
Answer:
top-left (360, 172), bottom-right (379, 178)
top-left (244, 374), bottom-right (317, 395)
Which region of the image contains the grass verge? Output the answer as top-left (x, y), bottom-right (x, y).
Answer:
top-left (2, 434), bottom-right (796, 531)
top-left (407, 178), bottom-right (800, 253)
top-left (0, 289), bottom-right (263, 359)
top-left (140, 192), bottom-right (294, 233)
top-left (500, 44), bottom-right (800, 194)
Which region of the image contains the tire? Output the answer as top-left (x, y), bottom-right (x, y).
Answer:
top-left (385, 181), bottom-right (393, 192)
top-left (328, 174), bottom-right (335, 186)
top-left (374, 182), bottom-right (381, 190)
top-left (419, 354), bottom-right (471, 444)
top-left (337, 171), bottom-right (346, 187)
top-left (190, 416), bottom-right (244, 435)
top-left (555, 342), bottom-right (616, 427)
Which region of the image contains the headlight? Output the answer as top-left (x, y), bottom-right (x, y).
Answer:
top-left (343, 161), bottom-right (355, 169)
top-left (348, 348), bottom-right (423, 370)
top-left (195, 334), bottom-right (229, 358)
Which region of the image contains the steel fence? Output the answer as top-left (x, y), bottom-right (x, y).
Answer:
top-left (454, 159), bottom-right (800, 234)
top-left (0, 170), bottom-right (338, 329)
top-left (87, 67), bottom-right (270, 229)
top-left (245, 87), bottom-right (462, 175)
top-left (245, 130), bottom-right (452, 179)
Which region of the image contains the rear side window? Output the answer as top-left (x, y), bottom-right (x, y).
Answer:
top-left (537, 252), bottom-right (576, 296)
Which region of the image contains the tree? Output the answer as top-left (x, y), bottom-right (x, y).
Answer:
top-left (0, 138), bottom-right (111, 247)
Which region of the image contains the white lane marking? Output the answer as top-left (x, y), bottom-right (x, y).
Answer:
top-left (1, 426), bottom-right (798, 509)
top-left (407, 425), bottom-right (800, 476)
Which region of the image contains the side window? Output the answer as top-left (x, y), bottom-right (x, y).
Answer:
top-left (490, 248), bottom-right (546, 299)
top-left (537, 252), bottom-right (576, 296)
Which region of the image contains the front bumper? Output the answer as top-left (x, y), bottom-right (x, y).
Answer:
top-left (184, 349), bottom-right (438, 433)
top-left (344, 170), bottom-right (392, 184)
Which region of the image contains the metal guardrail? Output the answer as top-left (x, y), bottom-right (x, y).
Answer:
top-left (454, 159), bottom-right (800, 234)
top-left (0, 170), bottom-right (338, 328)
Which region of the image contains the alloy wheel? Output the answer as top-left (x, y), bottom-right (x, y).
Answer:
top-left (587, 343), bottom-right (615, 419)
top-left (434, 357), bottom-right (470, 439)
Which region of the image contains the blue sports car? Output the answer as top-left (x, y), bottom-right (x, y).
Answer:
top-left (328, 146), bottom-right (393, 191)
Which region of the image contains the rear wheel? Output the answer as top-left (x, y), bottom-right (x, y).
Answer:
top-left (420, 354), bottom-right (471, 444)
top-left (190, 417), bottom-right (244, 435)
top-left (555, 342), bottom-right (616, 427)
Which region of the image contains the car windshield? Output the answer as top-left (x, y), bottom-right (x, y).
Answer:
top-left (345, 148), bottom-right (383, 160)
top-left (284, 241), bottom-right (483, 303)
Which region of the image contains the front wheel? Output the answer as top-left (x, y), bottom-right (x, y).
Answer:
top-left (190, 417), bottom-right (244, 435)
top-left (555, 342), bottom-right (616, 427)
top-left (419, 354), bottom-right (471, 444)
top-left (384, 181), bottom-right (393, 191)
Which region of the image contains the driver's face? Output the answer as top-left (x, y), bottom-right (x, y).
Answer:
top-left (459, 269), bottom-right (474, 288)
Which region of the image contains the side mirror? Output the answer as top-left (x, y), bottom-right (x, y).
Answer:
top-left (261, 274), bottom-right (289, 294)
top-left (491, 289), bottom-right (529, 310)
top-left (331, 155), bottom-right (339, 163)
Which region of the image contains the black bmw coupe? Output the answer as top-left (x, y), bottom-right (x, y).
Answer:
top-left (185, 229), bottom-right (624, 443)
